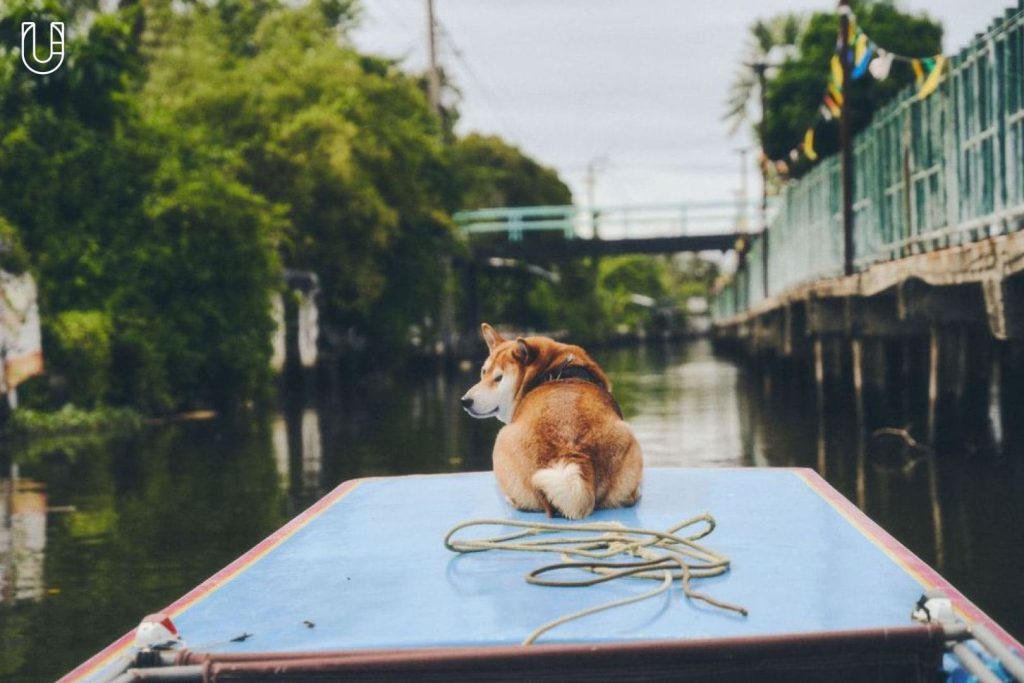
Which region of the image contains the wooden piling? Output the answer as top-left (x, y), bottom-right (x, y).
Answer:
top-left (814, 337), bottom-right (825, 409)
top-left (851, 337), bottom-right (864, 427)
top-left (989, 345), bottom-right (1004, 454)
top-left (814, 337), bottom-right (827, 476)
top-left (927, 326), bottom-right (940, 443)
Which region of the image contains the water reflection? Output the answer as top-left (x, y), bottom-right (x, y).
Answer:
top-left (0, 467), bottom-right (46, 604)
top-left (609, 347), bottom-right (746, 467)
top-left (2, 339), bottom-right (1022, 682)
top-left (301, 409), bottom-right (323, 497)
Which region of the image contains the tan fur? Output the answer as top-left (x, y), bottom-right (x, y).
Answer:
top-left (462, 323), bottom-right (643, 519)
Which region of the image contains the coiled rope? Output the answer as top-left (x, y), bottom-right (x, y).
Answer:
top-left (444, 514), bottom-right (747, 645)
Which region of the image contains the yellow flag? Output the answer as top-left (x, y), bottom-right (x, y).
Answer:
top-left (803, 128), bottom-right (818, 161)
top-left (828, 82), bottom-right (844, 108)
top-left (823, 95), bottom-right (841, 118)
top-left (911, 59), bottom-right (924, 85)
top-left (831, 54), bottom-right (843, 87)
top-left (854, 33), bottom-right (868, 66)
top-left (916, 55), bottom-right (946, 100)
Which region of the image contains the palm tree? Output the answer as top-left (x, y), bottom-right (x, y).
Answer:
top-left (724, 13), bottom-right (805, 136)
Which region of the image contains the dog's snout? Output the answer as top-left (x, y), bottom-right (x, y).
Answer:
top-left (460, 395), bottom-right (474, 409)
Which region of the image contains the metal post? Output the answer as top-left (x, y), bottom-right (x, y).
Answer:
top-left (425, 0), bottom-right (455, 355)
top-left (838, 1), bottom-right (854, 276)
top-left (585, 157), bottom-right (606, 239)
top-left (756, 62), bottom-right (770, 297)
top-left (426, 0), bottom-right (441, 117)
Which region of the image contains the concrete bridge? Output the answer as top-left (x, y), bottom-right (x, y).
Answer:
top-left (454, 200), bottom-right (764, 258)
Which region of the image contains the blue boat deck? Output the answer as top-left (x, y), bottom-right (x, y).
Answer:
top-left (66, 468), bottom-right (1022, 681)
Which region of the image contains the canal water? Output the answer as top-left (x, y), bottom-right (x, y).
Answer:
top-left (2, 340), bottom-right (1022, 682)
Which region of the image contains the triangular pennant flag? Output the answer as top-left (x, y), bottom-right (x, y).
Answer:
top-left (831, 53), bottom-right (844, 87)
top-left (852, 36), bottom-right (875, 80)
top-left (789, 149), bottom-right (800, 163)
top-left (912, 59), bottom-right (924, 85)
top-left (854, 32), bottom-right (868, 65)
top-left (868, 49), bottom-right (894, 80)
top-left (827, 83), bottom-right (844, 108)
top-left (823, 94), bottom-right (841, 118)
top-left (803, 127), bottom-right (818, 161)
top-left (916, 54), bottom-right (946, 100)
top-left (922, 57), bottom-right (936, 72)
top-left (819, 104), bottom-right (834, 122)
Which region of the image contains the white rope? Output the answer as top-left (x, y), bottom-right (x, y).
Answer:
top-left (444, 515), bottom-right (747, 645)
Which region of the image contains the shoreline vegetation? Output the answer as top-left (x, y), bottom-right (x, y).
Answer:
top-left (4, 405), bottom-right (143, 436)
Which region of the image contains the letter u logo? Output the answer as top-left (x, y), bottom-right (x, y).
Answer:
top-left (21, 22), bottom-right (65, 76)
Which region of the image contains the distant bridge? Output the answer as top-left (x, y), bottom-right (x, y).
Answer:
top-left (454, 200), bottom-right (768, 257)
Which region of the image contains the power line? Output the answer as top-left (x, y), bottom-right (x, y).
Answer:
top-left (435, 19), bottom-right (527, 144)
top-left (370, 0), bottom-right (418, 36)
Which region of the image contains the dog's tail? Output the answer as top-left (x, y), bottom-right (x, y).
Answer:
top-left (532, 453), bottom-right (596, 520)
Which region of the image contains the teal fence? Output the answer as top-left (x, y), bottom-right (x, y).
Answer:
top-left (714, 2), bottom-right (1024, 320)
top-left (454, 200), bottom-right (765, 242)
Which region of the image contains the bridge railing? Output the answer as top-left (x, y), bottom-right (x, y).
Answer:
top-left (715, 1), bottom-right (1024, 319)
top-left (454, 200), bottom-right (767, 242)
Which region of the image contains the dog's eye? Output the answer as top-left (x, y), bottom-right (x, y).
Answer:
top-left (493, 374), bottom-right (503, 383)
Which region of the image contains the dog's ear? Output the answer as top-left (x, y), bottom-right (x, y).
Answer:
top-left (480, 323), bottom-right (505, 351)
top-left (513, 337), bottom-right (536, 364)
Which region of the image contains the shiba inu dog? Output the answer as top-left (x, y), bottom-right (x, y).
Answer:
top-left (461, 323), bottom-right (643, 519)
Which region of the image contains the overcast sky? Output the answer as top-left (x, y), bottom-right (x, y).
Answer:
top-left (353, 0), bottom-right (1016, 208)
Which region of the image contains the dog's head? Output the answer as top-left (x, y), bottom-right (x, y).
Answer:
top-left (460, 323), bottom-right (610, 424)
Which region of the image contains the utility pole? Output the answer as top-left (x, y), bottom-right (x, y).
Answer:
top-left (426, 0), bottom-right (454, 355)
top-left (585, 156), bottom-right (607, 239)
top-left (426, 0), bottom-right (442, 117)
top-left (734, 147), bottom-right (749, 232)
top-left (839, 0), bottom-right (854, 276)
top-left (754, 61), bottom-right (770, 297)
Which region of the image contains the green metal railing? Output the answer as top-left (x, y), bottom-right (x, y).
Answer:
top-left (454, 200), bottom-right (766, 243)
top-left (715, 1), bottom-right (1024, 320)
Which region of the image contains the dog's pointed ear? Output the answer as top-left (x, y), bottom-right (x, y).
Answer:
top-left (513, 337), bottom-right (535, 364)
top-left (480, 323), bottom-right (505, 351)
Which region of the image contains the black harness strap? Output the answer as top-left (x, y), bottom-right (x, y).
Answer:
top-left (540, 354), bottom-right (623, 417)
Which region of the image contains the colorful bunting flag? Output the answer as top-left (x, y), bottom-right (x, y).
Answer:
top-left (827, 83), bottom-right (844, 108)
top-left (830, 54), bottom-right (844, 88)
top-left (764, 8), bottom-right (946, 166)
top-left (916, 54), bottom-right (946, 100)
top-left (868, 49), bottom-right (894, 80)
top-left (911, 58), bottom-right (924, 85)
top-left (802, 128), bottom-right (818, 161)
top-left (851, 33), bottom-right (875, 80)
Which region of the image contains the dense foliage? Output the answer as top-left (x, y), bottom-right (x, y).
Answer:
top-left (769, 4), bottom-right (941, 174)
top-left (733, 2), bottom-right (942, 177)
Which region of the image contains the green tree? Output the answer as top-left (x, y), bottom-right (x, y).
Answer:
top-left (761, 3), bottom-right (942, 174)
top-left (723, 13), bottom-right (804, 135)
top-left (141, 1), bottom-right (456, 364)
top-left (0, 1), bottom-right (283, 412)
